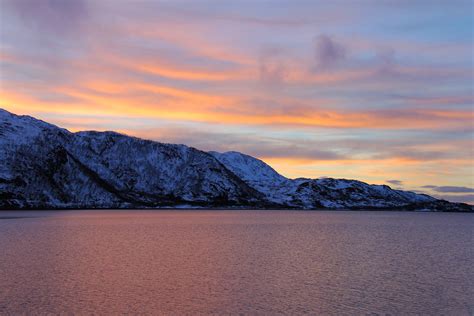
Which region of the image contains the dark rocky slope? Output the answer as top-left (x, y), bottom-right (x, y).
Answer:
top-left (1, 109), bottom-right (471, 212)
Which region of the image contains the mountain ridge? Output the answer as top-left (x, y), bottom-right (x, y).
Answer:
top-left (0, 108), bottom-right (472, 212)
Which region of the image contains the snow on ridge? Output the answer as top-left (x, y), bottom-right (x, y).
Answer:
top-left (1, 110), bottom-right (54, 145)
top-left (1, 108), bottom-right (468, 211)
top-left (209, 150), bottom-right (287, 183)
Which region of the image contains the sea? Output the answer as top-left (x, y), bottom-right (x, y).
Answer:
top-left (0, 210), bottom-right (472, 315)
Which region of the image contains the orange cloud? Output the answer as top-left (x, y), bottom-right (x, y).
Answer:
top-left (2, 84), bottom-right (472, 131)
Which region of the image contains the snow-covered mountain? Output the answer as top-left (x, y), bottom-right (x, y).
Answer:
top-left (0, 109), bottom-right (471, 212)
top-left (209, 151), bottom-right (471, 211)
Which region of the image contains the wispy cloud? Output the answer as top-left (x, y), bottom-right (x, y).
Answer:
top-left (386, 180), bottom-right (403, 186)
top-left (258, 47), bottom-right (290, 87)
top-left (313, 35), bottom-right (346, 71)
top-left (0, 0), bottom-right (472, 192)
top-left (421, 185), bottom-right (474, 193)
top-left (4, 0), bottom-right (89, 35)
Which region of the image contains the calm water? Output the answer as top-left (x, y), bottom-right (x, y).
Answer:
top-left (0, 210), bottom-right (472, 315)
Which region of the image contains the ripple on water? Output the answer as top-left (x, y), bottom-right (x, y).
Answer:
top-left (0, 210), bottom-right (472, 314)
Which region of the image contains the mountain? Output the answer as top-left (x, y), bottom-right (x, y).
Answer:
top-left (210, 151), bottom-right (471, 211)
top-left (0, 109), bottom-right (472, 212)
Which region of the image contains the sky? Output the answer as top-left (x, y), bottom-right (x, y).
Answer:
top-left (0, 0), bottom-right (473, 203)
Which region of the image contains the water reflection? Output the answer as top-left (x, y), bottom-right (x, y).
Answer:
top-left (0, 210), bottom-right (473, 314)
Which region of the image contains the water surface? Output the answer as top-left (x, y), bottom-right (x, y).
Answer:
top-left (0, 210), bottom-right (473, 314)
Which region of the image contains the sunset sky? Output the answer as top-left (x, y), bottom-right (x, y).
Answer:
top-left (0, 0), bottom-right (473, 203)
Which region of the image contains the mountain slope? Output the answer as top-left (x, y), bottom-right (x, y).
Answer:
top-left (210, 151), bottom-right (449, 210)
top-left (209, 151), bottom-right (296, 204)
top-left (0, 109), bottom-right (472, 212)
top-left (0, 109), bottom-right (264, 209)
